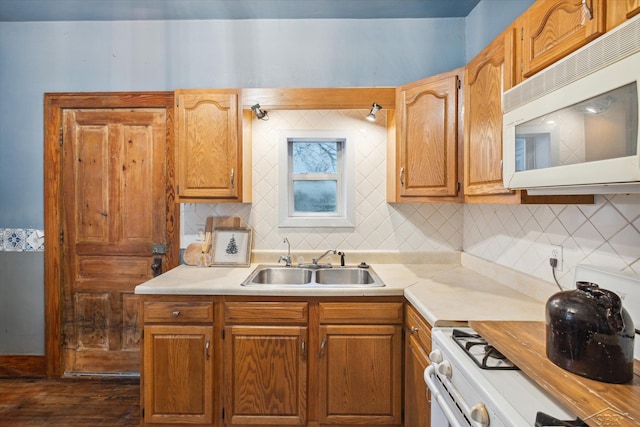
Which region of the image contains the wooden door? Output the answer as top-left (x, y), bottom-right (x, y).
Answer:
top-left (175, 89), bottom-right (241, 201)
top-left (522, 0), bottom-right (605, 78)
top-left (464, 35), bottom-right (512, 197)
top-left (318, 324), bottom-right (402, 425)
top-left (143, 325), bottom-right (214, 424)
top-left (397, 71), bottom-right (459, 198)
top-left (61, 108), bottom-right (168, 374)
top-left (224, 325), bottom-right (308, 425)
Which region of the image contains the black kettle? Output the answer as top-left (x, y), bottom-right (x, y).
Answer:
top-left (545, 281), bottom-right (635, 384)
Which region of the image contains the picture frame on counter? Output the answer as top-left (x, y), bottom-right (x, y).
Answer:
top-left (211, 226), bottom-right (252, 266)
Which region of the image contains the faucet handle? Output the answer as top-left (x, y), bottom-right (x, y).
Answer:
top-left (278, 255), bottom-right (292, 267)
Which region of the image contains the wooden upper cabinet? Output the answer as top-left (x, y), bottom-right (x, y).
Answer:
top-left (522, 0), bottom-right (606, 78)
top-left (628, 0), bottom-right (640, 18)
top-left (464, 35), bottom-right (512, 199)
top-left (175, 89), bottom-right (244, 202)
top-left (606, 0), bottom-right (640, 30)
top-left (392, 69), bottom-right (462, 202)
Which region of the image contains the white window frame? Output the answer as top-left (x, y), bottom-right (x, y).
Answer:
top-left (278, 130), bottom-right (355, 228)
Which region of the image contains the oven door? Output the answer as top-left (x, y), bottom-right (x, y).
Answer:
top-left (424, 364), bottom-right (472, 427)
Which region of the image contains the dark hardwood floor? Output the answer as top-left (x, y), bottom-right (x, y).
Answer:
top-left (0, 377), bottom-right (140, 426)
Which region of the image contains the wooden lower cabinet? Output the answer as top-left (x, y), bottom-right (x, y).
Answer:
top-left (318, 324), bottom-right (402, 425)
top-left (404, 304), bottom-right (433, 427)
top-left (224, 325), bottom-right (308, 425)
top-left (142, 297), bottom-right (406, 426)
top-left (317, 302), bottom-right (404, 426)
top-left (143, 324), bottom-right (214, 424)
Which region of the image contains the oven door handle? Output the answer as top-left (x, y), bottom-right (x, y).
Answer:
top-left (424, 365), bottom-right (465, 427)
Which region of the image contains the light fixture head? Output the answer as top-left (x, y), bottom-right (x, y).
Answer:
top-left (366, 103), bottom-right (382, 122)
top-left (251, 103), bottom-right (269, 120)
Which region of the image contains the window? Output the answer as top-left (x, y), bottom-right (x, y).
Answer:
top-left (279, 130), bottom-right (355, 228)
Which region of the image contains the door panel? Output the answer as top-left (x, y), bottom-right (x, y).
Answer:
top-left (62, 108), bottom-right (167, 374)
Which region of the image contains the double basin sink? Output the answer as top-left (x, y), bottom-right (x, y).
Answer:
top-left (241, 264), bottom-right (385, 288)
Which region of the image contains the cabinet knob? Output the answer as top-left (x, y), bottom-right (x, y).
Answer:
top-left (410, 326), bottom-right (419, 334)
top-left (172, 310), bottom-right (180, 318)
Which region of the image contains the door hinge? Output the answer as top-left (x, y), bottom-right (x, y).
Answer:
top-left (222, 329), bottom-right (225, 339)
top-left (59, 230), bottom-right (64, 246)
top-left (176, 98), bottom-right (179, 107)
top-left (456, 182), bottom-right (461, 192)
top-left (58, 127), bottom-right (63, 146)
top-left (222, 408), bottom-right (225, 420)
top-left (457, 79), bottom-right (461, 90)
top-left (141, 408), bottom-right (144, 418)
top-left (520, 27), bottom-right (524, 41)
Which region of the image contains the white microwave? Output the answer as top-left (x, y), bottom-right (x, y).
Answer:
top-left (503, 15), bottom-right (640, 195)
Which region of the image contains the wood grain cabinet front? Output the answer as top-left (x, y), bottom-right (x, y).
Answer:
top-left (404, 304), bottom-right (432, 427)
top-left (141, 297), bottom-right (217, 425)
top-left (317, 302), bottom-right (403, 425)
top-left (521, 0), bottom-right (606, 78)
top-left (391, 68), bottom-right (463, 202)
top-left (143, 324), bottom-right (214, 425)
top-left (222, 301), bottom-right (308, 426)
top-left (174, 89), bottom-right (244, 202)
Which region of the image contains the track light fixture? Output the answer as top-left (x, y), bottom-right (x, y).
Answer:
top-left (365, 103), bottom-right (382, 122)
top-left (251, 103), bottom-right (269, 120)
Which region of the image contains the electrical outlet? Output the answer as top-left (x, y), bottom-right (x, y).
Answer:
top-left (550, 245), bottom-right (563, 272)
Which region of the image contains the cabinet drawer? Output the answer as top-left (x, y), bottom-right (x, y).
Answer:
top-left (319, 302), bottom-right (403, 324)
top-left (144, 301), bottom-right (214, 323)
top-left (405, 304), bottom-right (432, 353)
top-left (224, 302), bottom-right (308, 324)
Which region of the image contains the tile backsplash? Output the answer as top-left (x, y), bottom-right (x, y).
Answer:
top-left (182, 110), bottom-right (464, 253)
top-left (464, 194), bottom-right (640, 287)
top-left (183, 109), bottom-right (640, 286)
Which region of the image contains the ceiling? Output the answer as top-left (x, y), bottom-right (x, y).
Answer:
top-left (0, 0), bottom-right (481, 21)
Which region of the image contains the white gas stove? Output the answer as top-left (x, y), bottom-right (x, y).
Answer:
top-left (424, 265), bottom-right (639, 427)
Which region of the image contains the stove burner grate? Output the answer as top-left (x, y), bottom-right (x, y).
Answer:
top-left (452, 329), bottom-right (519, 370)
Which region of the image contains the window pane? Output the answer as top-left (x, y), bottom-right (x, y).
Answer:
top-left (292, 142), bottom-right (338, 174)
top-left (293, 181), bottom-right (337, 212)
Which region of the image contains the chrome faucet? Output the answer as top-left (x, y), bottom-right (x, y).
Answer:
top-left (313, 249), bottom-right (337, 267)
top-left (278, 237), bottom-right (292, 267)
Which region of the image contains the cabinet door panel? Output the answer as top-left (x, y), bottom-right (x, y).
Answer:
top-left (318, 324), bottom-right (402, 425)
top-left (398, 73), bottom-right (459, 198)
top-left (143, 325), bottom-right (214, 424)
top-left (405, 335), bottom-right (431, 427)
top-left (464, 36), bottom-right (512, 197)
top-left (224, 325), bottom-right (307, 425)
top-left (175, 90), bottom-right (241, 200)
top-left (523, 0), bottom-right (605, 77)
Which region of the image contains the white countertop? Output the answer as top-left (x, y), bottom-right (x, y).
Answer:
top-left (135, 252), bottom-right (554, 326)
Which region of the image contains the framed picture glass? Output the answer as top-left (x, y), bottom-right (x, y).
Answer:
top-left (211, 227), bottom-right (252, 266)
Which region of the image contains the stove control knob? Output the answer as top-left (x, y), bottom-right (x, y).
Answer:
top-left (437, 360), bottom-right (452, 378)
top-left (429, 349), bottom-right (442, 363)
top-left (470, 403), bottom-right (489, 426)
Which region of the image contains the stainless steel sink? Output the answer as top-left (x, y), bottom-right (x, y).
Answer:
top-left (241, 265), bottom-right (385, 287)
top-left (250, 267), bottom-right (313, 285)
top-left (315, 268), bottom-right (375, 285)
